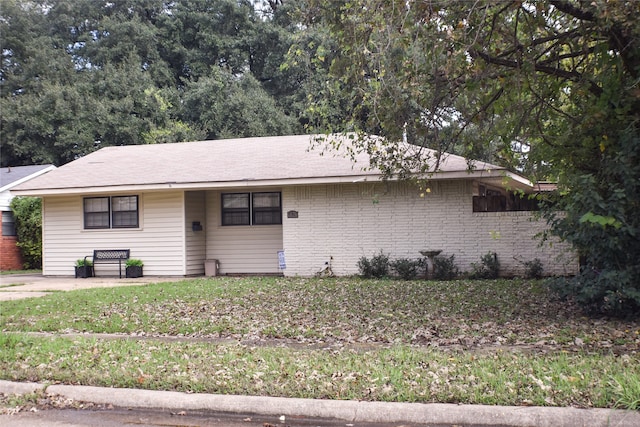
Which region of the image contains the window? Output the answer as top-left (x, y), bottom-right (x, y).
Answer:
top-left (252, 192), bottom-right (282, 225)
top-left (2, 211), bottom-right (16, 236)
top-left (112, 196), bottom-right (138, 228)
top-left (84, 196), bottom-right (139, 229)
top-left (472, 192), bottom-right (540, 212)
top-left (222, 192), bottom-right (281, 226)
top-left (221, 193), bottom-right (250, 225)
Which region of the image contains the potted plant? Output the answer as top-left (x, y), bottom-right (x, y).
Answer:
top-left (75, 258), bottom-right (94, 278)
top-left (125, 259), bottom-right (144, 278)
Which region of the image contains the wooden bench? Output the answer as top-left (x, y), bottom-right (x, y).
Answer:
top-left (86, 249), bottom-right (130, 278)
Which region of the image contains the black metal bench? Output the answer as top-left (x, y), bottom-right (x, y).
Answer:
top-left (86, 249), bottom-right (130, 278)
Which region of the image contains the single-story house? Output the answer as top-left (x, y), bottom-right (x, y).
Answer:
top-left (1, 164), bottom-right (56, 270)
top-left (12, 134), bottom-right (577, 277)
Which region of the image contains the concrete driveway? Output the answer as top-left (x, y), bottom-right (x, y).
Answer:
top-left (0, 274), bottom-right (184, 301)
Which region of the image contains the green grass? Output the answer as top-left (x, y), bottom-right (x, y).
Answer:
top-left (1, 277), bottom-right (639, 409)
top-left (0, 269), bottom-right (41, 276)
top-left (0, 333), bottom-right (637, 408)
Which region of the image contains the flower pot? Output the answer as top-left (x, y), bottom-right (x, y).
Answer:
top-left (125, 265), bottom-right (143, 278)
top-left (75, 266), bottom-right (94, 278)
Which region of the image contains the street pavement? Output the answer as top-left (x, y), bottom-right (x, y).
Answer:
top-left (1, 274), bottom-right (639, 426)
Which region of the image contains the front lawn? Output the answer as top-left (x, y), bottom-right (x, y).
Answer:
top-left (0, 277), bottom-right (638, 409)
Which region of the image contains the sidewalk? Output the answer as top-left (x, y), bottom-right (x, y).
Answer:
top-left (0, 273), bottom-right (181, 301)
top-left (1, 380), bottom-right (639, 427)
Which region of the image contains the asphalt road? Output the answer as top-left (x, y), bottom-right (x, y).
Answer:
top-left (0, 407), bottom-right (457, 427)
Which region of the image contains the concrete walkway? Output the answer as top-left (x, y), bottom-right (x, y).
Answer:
top-left (0, 273), bottom-right (183, 301)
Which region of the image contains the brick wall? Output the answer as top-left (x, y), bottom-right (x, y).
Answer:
top-left (282, 181), bottom-right (578, 277)
top-left (0, 218), bottom-right (23, 270)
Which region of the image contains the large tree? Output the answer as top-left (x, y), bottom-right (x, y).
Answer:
top-left (304, 0), bottom-right (640, 317)
top-left (0, 0), bottom-right (306, 167)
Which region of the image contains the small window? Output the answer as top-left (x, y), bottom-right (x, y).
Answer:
top-left (253, 192), bottom-right (282, 225)
top-left (84, 195), bottom-right (139, 229)
top-left (84, 197), bottom-right (110, 229)
top-left (112, 196), bottom-right (139, 228)
top-left (2, 211), bottom-right (16, 236)
top-left (221, 192), bottom-right (281, 226)
top-left (222, 193), bottom-right (250, 225)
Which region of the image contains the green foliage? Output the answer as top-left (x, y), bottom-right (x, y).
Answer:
top-left (357, 251), bottom-right (390, 278)
top-left (470, 252), bottom-right (500, 280)
top-left (9, 197), bottom-right (42, 269)
top-left (305, 1), bottom-right (640, 317)
top-left (389, 258), bottom-right (422, 281)
top-left (0, 0), bottom-right (306, 167)
top-left (523, 258), bottom-right (544, 280)
top-left (75, 259), bottom-right (93, 267)
top-left (544, 129), bottom-right (640, 317)
top-left (432, 255), bottom-right (460, 281)
top-left (125, 259), bottom-right (144, 267)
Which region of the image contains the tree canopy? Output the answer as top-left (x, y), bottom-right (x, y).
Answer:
top-left (303, 0), bottom-right (640, 316)
top-left (0, 0), bottom-right (305, 166)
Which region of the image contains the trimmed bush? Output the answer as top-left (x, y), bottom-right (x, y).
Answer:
top-left (390, 258), bottom-right (422, 280)
top-left (470, 252), bottom-right (500, 279)
top-left (523, 258), bottom-right (544, 279)
top-left (433, 254), bottom-right (459, 280)
top-left (357, 251), bottom-right (390, 278)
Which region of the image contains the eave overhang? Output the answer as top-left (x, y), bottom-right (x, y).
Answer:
top-left (11, 168), bottom-right (534, 197)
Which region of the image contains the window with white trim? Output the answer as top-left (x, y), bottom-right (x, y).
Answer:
top-left (84, 196), bottom-right (139, 229)
top-left (221, 192), bottom-right (281, 226)
top-left (2, 211), bottom-right (16, 236)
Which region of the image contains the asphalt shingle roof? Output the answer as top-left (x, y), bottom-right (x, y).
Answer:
top-left (13, 135), bottom-right (514, 194)
top-left (0, 165), bottom-right (55, 190)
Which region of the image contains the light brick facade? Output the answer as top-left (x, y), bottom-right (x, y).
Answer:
top-left (282, 181), bottom-right (577, 277)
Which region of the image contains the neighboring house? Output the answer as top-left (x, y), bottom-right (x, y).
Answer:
top-left (12, 135), bottom-right (577, 277)
top-left (0, 164), bottom-right (56, 270)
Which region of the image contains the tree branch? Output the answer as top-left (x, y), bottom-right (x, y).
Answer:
top-left (549, 0), bottom-right (596, 22)
top-left (469, 48), bottom-right (603, 97)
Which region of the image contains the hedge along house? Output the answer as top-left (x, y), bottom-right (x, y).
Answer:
top-left (12, 134), bottom-right (577, 278)
top-left (1, 164), bottom-right (56, 270)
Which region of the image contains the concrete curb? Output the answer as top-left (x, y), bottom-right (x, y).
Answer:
top-left (2, 380), bottom-right (639, 427)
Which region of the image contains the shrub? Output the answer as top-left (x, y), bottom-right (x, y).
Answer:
top-left (75, 258), bottom-right (93, 267)
top-left (357, 251), bottom-right (390, 278)
top-left (9, 196), bottom-right (42, 269)
top-left (433, 254), bottom-right (459, 280)
top-left (523, 258), bottom-right (544, 279)
top-left (390, 258), bottom-right (422, 280)
top-left (125, 259), bottom-right (144, 267)
top-left (551, 266), bottom-right (640, 318)
top-left (470, 252), bottom-right (500, 279)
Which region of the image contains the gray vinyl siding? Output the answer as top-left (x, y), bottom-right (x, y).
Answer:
top-left (42, 191), bottom-right (186, 276)
top-left (185, 191), bottom-right (206, 275)
top-left (205, 190), bottom-right (283, 274)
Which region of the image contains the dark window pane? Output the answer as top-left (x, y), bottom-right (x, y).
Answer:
top-left (112, 196), bottom-right (137, 212)
top-left (223, 193), bottom-right (249, 209)
top-left (222, 211), bottom-right (251, 225)
top-left (222, 193), bottom-right (250, 225)
top-left (113, 211), bottom-right (138, 227)
top-left (111, 196), bottom-right (138, 228)
top-left (2, 211), bottom-right (16, 236)
top-left (252, 192), bottom-right (281, 225)
top-left (84, 197), bottom-right (109, 229)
